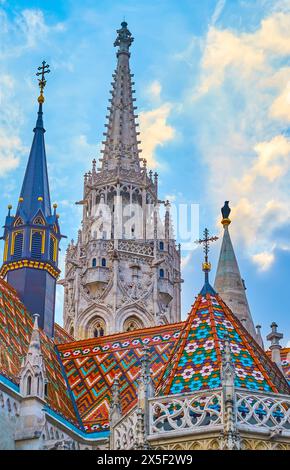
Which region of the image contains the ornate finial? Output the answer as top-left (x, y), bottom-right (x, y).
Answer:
top-left (111, 376), bottom-right (121, 407)
top-left (109, 376), bottom-right (122, 424)
top-left (36, 61), bottom-right (50, 103)
top-left (18, 197), bottom-right (23, 202)
top-left (114, 21), bottom-right (134, 55)
top-left (33, 313), bottom-right (40, 329)
top-left (195, 228), bottom-right (218, 274)
top-left (221, 201), bottom-right (231, 226)
top-left (7, 204), bottom-right (12, 216)
top-left (222, 334), bottom-right (232, 365)
top-left (267, 322), bottom-right (283, 348)
top-left (266, 322), bottom-right (283, 370)
top-left (138, 347), bottom-right (154, 406)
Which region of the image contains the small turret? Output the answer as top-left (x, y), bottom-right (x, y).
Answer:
top-left (267, 322), bottom-right (283, 371)
top-left (19, 315), bottom-right (47, 399)
top-left (0, 62), bottom-right (64, 337)
top-left (214, 201), bottom-right (256, 339)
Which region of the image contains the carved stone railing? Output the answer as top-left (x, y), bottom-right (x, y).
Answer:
top-left (83, 266), bottom-right (110, 285)
top-left (236, 389), bottom-right (290, 435)
top-left (111, 407), bottom-right (139, 450)
top-left (117, 240), bottom-right (154, 257)
top-left (111, 388), bottom-right (290, 449)
top-left (148, 390), bottom-right (223, 437)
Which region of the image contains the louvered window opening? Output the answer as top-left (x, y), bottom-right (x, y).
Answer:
top-left (12, 232), bottom-right (23, 260)
top-left (31, 232), bottom-right (42, 259)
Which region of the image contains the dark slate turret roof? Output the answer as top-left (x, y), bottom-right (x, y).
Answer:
top-left (16, 103), bottom-right (51, 221)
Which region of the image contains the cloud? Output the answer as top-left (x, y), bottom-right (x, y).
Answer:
top-left (181, 251), bottom-right (193, 269)
top-left (240, 135), bottom-right (290, 189)
top-left (165, 194), bottom-right (176, 202)
top-left (269, 81), bottom-right (290, 123)
top-left (0, 74), bottom-right (26, 178)
top-left (252, 251), bottom-right (275, 271)
top-left (146, 80), bottom-right (162, 101)
top-left (72, 134), bottom-right (98, 162)
top-left (0, 7), bottom-right (65, 59)
top-left (184, 8), bottom-right (290, 271)
top-left (0, 8), bottom-right (66, 180)
top-left (0, 131), bottom-right (22, 175)
top-left (211, 0), bottom-right (226, 26)
top-left (195, 12), bottom-right (290, 98)
top-left (139, 102), bottom-right (175, 168)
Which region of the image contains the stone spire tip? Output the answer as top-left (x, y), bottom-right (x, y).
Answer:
top-left (114, 21), bottom-right (134, 55)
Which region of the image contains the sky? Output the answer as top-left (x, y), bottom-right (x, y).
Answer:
top-left (0, 0), bottom-right (290, 346)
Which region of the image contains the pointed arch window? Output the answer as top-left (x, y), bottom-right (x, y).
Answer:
top-left (31, 230), bottom-right (45, 259)
top-left (101, 258), bottom-right (106, 267)
top-left (92, 258), bottom-right (97, 267)
top-left (93, 319), bottom-right (106, 338)
top-left (159, 268), bottom-right (165, 279)
top-left (26, 375), bottom-right (32, 396)
top-left (94, 325), bottom-right (105, 337)
top-left (49, 235), bottom-right (57, 262)
top-left (14, 217), bottom-right (23, 227)
top-left (11, 231), bottom-right (23, 260)
top-left (159, 241), bottom-right (164, 251)
top-left (37, 376), bottom-right (41, 396)
top-left (33, 216), bottom-right (45, 225)
top-left (123, 316), bottom-right (143, 332)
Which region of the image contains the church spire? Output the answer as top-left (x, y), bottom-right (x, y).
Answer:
top-left (214, 202), bottom-right (257, 338)
top-left (101, 21), bottom-right (141, 172)
top-left (17, 61), bottom-right (51, 221)
top-left (0, 62), bottom-right (62, 337)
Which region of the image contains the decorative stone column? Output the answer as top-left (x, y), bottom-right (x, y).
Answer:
top-left (220, 335), bottom-right (240, 450)
top-left (266, 322), bottom-right (283, 371)
top-left (134, 348), bottom-right (154, 449)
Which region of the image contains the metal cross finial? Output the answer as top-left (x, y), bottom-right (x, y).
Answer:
top-left (195, 228), bottom-right (218, 271)
top-left (36, 61), bottom-right (50, 103)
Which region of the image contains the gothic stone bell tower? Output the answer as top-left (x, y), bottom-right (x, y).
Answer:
top-left (60, 22), bottom-right (182, 339)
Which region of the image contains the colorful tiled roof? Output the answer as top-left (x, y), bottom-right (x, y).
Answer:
top-left (266, 347), bottom-right (290, 385)
top-left (1, 270), bottom-right (289, 439)
top-left (0, 277), bottom-right (78, 426)
top-left (157, 291), bottom-right (290, 396)
top-left (57, 323), bottom-right (183, 433)
top-left (281, 348), bottom-right (290, 384)
top-left (54, 323), bottom-right (74, 345)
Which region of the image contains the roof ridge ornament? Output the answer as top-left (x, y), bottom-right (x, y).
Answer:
top-left (195, 227), bottom-right (218, 295)
top-left (221, 200), bottom-right (231, 225)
